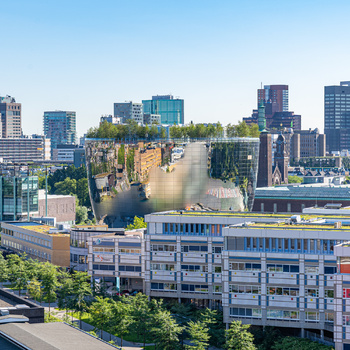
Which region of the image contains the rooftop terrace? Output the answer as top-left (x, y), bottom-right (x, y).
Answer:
top-left (6, 222), bottom-right (69, 236)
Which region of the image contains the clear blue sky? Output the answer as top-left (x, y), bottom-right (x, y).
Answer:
top-left (1, 0), bottom-right (349, 137)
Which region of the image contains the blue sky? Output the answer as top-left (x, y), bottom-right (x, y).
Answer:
top-left (1, 0), bottom-right (350, 137)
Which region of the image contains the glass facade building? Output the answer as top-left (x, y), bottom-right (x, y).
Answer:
top-left (43, 111), bottom-right (76, 151)
top-left (142, 95), bottom-right (184, 125)
top-left (86, 138), bottom-right (259, 227)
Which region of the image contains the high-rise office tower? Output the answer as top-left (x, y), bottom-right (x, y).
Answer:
top-left (0, 95), bottom-right (22, 138)
top-left (43, 111), bottom-right (76, 151)
top-left (257, 85), bottom-right (289, 112)
top-left (113, 102), bottom-right (143, 124)
top-left (324, 81), bottom-right (350, 153)
top-left (142, 95), bottom-right (184, 125)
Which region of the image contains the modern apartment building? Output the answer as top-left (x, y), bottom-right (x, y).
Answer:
top-left (142, 95), bottom-right (184, 125)
top-left (87, 230), bottom-right (145, 291)
top-left (0, 136), bottom-right (51, 163)
top-left (43, 111), bottom-right (76, 151)
top-left (113, 102), bottom-right (143, 124)
top-left (324, 81), bottom-right (350, 153)
top-left (0, 221), bottom-right (70, 267)
top-left (0, 95), bottom-right (22, 138)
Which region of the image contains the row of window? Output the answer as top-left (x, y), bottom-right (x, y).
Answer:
top-left (163, 223), bottom-right (222, 237)
top-left (229, 262), bottom-right (336, 275)
top-left (119, 248), bottom-right (141, 255)
top-left (2, 229), bottom-right (51, 247)
top-left (92, 247), bottom-right (115, 253)
top-left (151, 244), bottom-right (222, 254)
top-left (2, 239), bottom-right (51, 261)
top-left (71, 254), bottom-right (87, 264)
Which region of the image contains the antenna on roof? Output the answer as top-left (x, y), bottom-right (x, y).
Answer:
top-left (261, 82), bottom-right (263, 89)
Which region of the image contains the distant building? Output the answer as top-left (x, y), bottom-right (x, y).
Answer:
top-left (1, 221), bottom-right (70, 266)
top-left (324, 81), bottom-right (350, 153)
top-left (143, 113), bottom-right (161, 125)
top-left (0, 136), bottom-right (50, 163)
top-left (258, 85), bottom-right (289, 112)
top-left (43, 111), bottom-right (76, 152)
top-left (52, 144), bottom-right (84, 165)
top-left (0, 95), bottom-right (22, 138)
top-left (38, 189), bottom-right (76, 225)
top-left (113, 102), bottom-right (143, 123)
top-left (100, 114), bottom-right (122, 125)
top-left (253, 184), bottom-right (350, 213)
top-left (142, 95), bottom-right (184, 125)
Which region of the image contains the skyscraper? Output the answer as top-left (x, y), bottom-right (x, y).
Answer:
top-left (0, 95), bottom-right (22, 138)
top-left (324, 81), bottom-right (350, 153)
top-left (257, 85), bottom-right (289, 112)
top-left (142, 95), bottom-right (184, 125)
top-left (43, 111), bottom-right (76, 151)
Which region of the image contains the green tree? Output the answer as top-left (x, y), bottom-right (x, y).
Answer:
top-left (224, 321), bottom-right (256, 350)
top-left (57, 271), bottom-right (74, 316)
top-left (110, 299), bottom-right (133, 347)
top-left (27, 278), bottom-right (43, 304)
top-left (186, 321), bottom-right (210, 350)
top-left (126, 216), bottom-right (147, 230)
top-left (130, 293), bottom-right (152, 348)
top-left (152, 309), bottom-right (183, 350)
top-left (89, 296), bottom-right (112, 339)
top-left (197, 308), bottom-right (225, 347)
top-left (7, 254), bottom-right (28, 296)
top-left (235, 121), bottom-right (250, 137)
top-left (41, 263), bottom-right (60, 313)
top-left (272, 336), bottom-right (334, 350)
top-left (76, 205), bottom-right (88, 224)
top-left (0, 252), bottom-right (9, 286)
top-left (71, 271), bottom-right (92, 329)
top-left (54, 177), bottom-right (77, 196)
top-left (288, 175), bottom-right (303, 184)
top-left (76, 178), bottom-right (89, 206)
top-left (249, 123), bottom-right (260, 138)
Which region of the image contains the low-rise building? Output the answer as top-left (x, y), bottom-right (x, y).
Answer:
top-left (0, 221), bottom-right (70, 267)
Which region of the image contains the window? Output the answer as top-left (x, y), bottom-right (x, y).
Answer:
top-left (214, 266), bottom-right (222, 273)
top-left (305, 289), bottom-right (319, 297)
top-left (324, 266), bottom-right (336, 274)
top-left (119, 248), bottom-right (141, 254)
top-left (230, 262), bottom-right (261, 271)
top-left (229, 285), bottom-right (261, 294)
top-left (214, 285), bottom-right (222, 293)
top-left (182, 245), bottom-right (208, 252)
top-left (267, 287), bottom-right (299, 296)
top-left (267, 310), bottom-right (299, 320)
top-left (181, 284), bottom-right (208, 293)
top-left (151, 283), bottom-right (177, 291)
top-left (151, 244), bottom-right (176, 252)
top-left (151, 264), bottom-right (176, 271)
top-left (230, 308), bottom-right (261, 318)
top-left (181, 265), bottom-right (208, 272)
top-left (119, 265), bottom-right (141, 272)
top-left (306, 312), bottom-right (319, 321)
top-left (305, 266), bottom-right (318, 274)
top-left (212, 246), bottom-right (222, 254)
top-left (325, 290), bottom-right (334, 298)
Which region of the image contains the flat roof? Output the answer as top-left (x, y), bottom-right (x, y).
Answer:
top-left (5, 222), bottom-right (69, 236)
top-left (0, 322), bottom-right (116, 350)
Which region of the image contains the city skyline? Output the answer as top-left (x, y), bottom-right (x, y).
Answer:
top-left (1, 0), bottom-right (350, 138)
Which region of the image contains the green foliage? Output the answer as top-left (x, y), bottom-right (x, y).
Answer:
top-left (185, 321), bottom-right (210, 350)
top-left (225, 321), bottom-right (256, 350)
top-left (196, 308), bottom-right (225, 346)
top-left (76, 205), bottom-right (88, 224)
top-left (41, 263), bottom-right (60, 312)
top-left (7, 254), bottom-right (29, 296)
top-left (47, 165), bottom-right (90, 207)
top-left (271, 336), bottom-right (334, 350)
top-left (27, 278), bottom-right (43, 304)
top-left (251, 326), bottom-right (281, 350)
top-left (0, 252), bottom-right (9, 286)
top-left (126, 216), bottom-right (147, 230)
top-left (89, 296), bottom-right (112, 338)
top-left (288, 175), bottom-right (303, 183)
top-left (152, 309), bottom-right (183, 350)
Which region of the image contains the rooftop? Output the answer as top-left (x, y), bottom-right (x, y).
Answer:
top-left (38, 189), bottom-right (75, 200)
top-left (5, 222), bottom-right (69, 236)
top-left (0, 322), bottom-right (116, 350)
